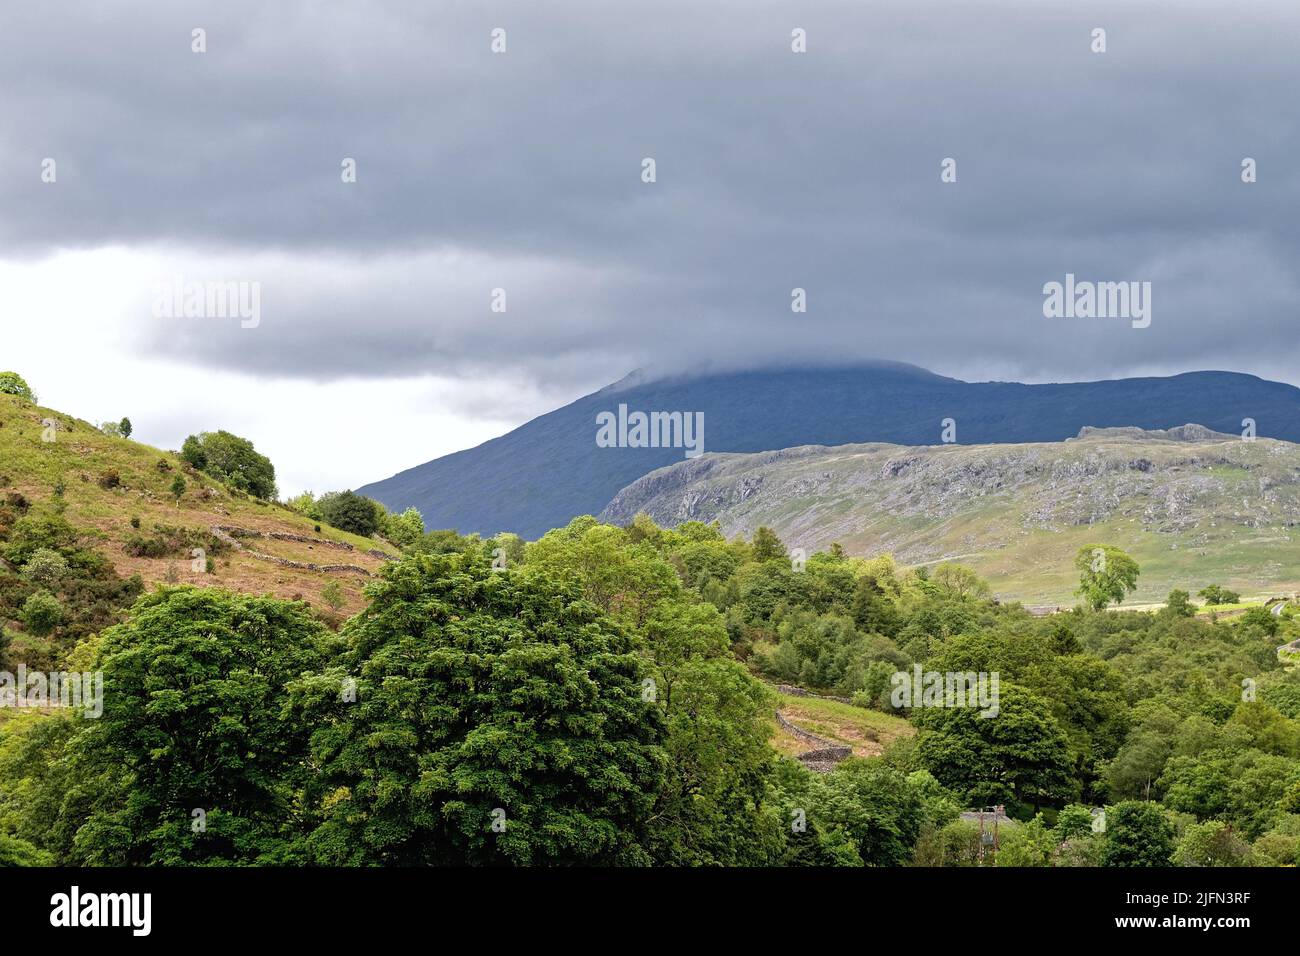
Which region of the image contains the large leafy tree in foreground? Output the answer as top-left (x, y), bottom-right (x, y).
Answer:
top-left (292, 551), bottom-right (667, 865)
top-left (58, 588), bottom-right (335, 865)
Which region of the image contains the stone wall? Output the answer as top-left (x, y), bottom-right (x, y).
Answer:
top-left (776, 684), bottom-right (853, 705)
top-left (210, 525), bottom-right (384, 576)
top-left (775, 710), bottom-right (852, 771)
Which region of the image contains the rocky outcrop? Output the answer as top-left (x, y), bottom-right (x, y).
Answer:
top-left (597, 427), bottom-right (1300, 602)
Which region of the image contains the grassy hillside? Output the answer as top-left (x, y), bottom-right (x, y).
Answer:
top-left (601, 426), bottom-right (1300, 606)
top-left (770, 691), bottom-right (914, 759)
top-left (0, 392), bottom-right (387, 637)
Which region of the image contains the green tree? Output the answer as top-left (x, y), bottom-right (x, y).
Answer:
top-left (118, 417), bottom-right (133, 439)
top-left (1198, 585), bottom-right (1239, 606)
top-left (21, 590), bottom-right (64, 636)
top-left (379, 506), bottom-right (425, 548)
top-left (1101, 801), bottom-right (1174, 867)
top-left (1163, 589), bottom-right (1195, 618)
top-left (915, 684), bottom-right (1077, 812)
top-left (1074, 545), bottom-right (1140, 611)
top-left (1054, 803), bottom-right (1097, 841)
top-left (315, 490), bottom-right (382, 536)
top-left (0, 833), bottom-right (51, 866)
top-left (285, 491), bottom-right (320, 519)
top-left (640, 599), bottom-right (783, 865)
top-left (0, 371), bottom-right (36, 402)
top-left (169, 473), bottom-right (186, 505)
top-left (58, 588), bottom-right (334, 864)
top-left (319, 581), bottom-right (345, 613)
top-left (179, 430), bottom-right (277, 499)
top-left (290, 551), bottom-right (667, 865)
top-left (751, 526), bottom-right (787, 563)
top-left (1172, 819), bottom-right (1252, 866)
top-left (1239, 606), bottom-right (1280, 637)
top-left (801, 760), bottom-right (926, 866)
top-left (995, 816), bottom-right (1056, 867)
top-left (20, 548), bottom-right (69, 588)
top-left (930, 563), bottom-right (991, 601)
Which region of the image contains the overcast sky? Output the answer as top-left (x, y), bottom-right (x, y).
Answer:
top-left (3, 0), bottom-right (1297, 496)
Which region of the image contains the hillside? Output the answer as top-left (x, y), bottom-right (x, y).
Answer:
top-left (0, 391), bottom-right (388, 645)
top-left (358, 362), bottom-right (1300, 539)
top-left (600, 425), bottom-right (1300, 605)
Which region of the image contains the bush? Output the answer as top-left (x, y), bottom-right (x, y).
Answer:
top-left (122, 524), bottom-right (225, 560)
top-left (21, 590), bottom-right (64, 636)
top-left (316, 490), bottom-right (383, 536)
top-left (97, 470), bottom-right (121, 490)
top-left (123, 534), bottom-right (169, 558)
top-left (3, 511), bottom-right (78, 565)
top-left (21, 548), bottom-right (69, 588)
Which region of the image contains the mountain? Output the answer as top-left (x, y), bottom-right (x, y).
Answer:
top-left (599, 426), bottom-right (1300, 605)
top-left (358, 362), bottom-right (1300, 538)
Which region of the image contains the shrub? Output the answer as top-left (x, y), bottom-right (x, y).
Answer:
top-left (320, 581), bottom-right (345, 613)
top-left (21, 590), bottom-right (64, 636)
top-left (97, 471), bottom-right (121, 490)
top-left (123, 535), bottom-right (169, 559)
top-left (316, 490), bottom-right (383, 536)
top-left (21, 548), bottom-right (69, 588)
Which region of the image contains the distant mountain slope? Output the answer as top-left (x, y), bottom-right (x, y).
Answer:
top-left (599, 426), bottom-right (1300, 605)
top-left (359, 363), bottom-right (1300, 538)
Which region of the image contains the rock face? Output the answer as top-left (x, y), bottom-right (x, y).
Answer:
top-left (598, 427), bottom-right (1300, 604)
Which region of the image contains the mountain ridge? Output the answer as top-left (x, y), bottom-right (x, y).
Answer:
top-left (359, 363), bottom-right (1300, 538)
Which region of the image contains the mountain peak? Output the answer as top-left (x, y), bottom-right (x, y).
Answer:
top-left (359, 364), bottom-right (1300, 537)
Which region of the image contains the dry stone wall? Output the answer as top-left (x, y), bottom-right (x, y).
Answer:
top-left (210, 525), bottom-right (394, 576)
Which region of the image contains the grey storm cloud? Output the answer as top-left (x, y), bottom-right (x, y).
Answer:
top-left (4, 0), bottom-right (1299, 389)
